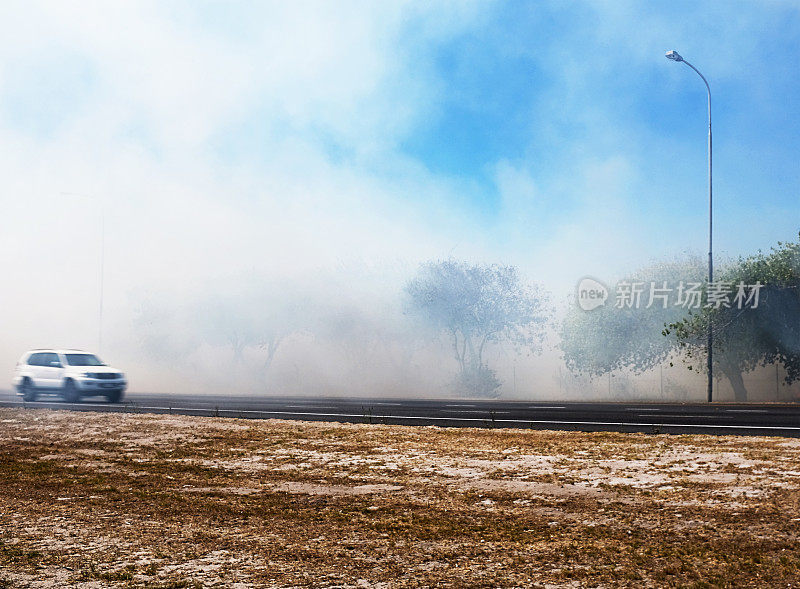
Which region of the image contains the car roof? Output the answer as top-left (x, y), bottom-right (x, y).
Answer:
top-left (25, 349), bottom-right (94, 354)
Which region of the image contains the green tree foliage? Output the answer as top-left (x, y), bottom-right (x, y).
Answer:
top-left (668, 235), bottom-right (800, 401)
top-left (406, 260), bottom-right (550, 398)
top-left (561, 257), bottom-right (705, 378)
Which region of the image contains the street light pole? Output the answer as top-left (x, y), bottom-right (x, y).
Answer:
top-left (665, 50), bottom-right (713, 403)
top-left (99, 205), bottom-right (105, 354)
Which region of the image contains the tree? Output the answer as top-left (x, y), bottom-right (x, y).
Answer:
top-left (133, 279), bottom-right (305, 385)
top-left (197, 286), bottom-right (304, 376)
top-left (406, 260), bottom-right (550, 397)
top-left (668, 235), bottom-right (800, 401)
top-left (560, 257), bottom-right (705, 383)
top-left (132, 296), bottom-right (201, 364)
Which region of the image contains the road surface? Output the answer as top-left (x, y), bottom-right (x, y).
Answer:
top-left (1, 389), bottom-right (799, 436)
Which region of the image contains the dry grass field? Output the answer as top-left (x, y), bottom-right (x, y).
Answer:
top-left (1, 407), bottom-right (799, 588)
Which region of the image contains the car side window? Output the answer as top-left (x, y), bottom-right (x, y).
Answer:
top-left (43, 352), bottom-right (61, 367)
top-left (28, 353), bottom-right (43, 366)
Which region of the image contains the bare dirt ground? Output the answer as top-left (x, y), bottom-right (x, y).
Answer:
top-left (1, 408), bottom-right (799, 588)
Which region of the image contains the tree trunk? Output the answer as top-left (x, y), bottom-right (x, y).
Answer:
top-left (720, 364), bottom-right (748, 402)
top-left (231, 338), bottom-right (245, 364)
top-left (263, 336), bottom-right (282, 370)
top-left (452, 331), bottom-right (465, 371)
top-left (465, 336), bottom-right (477, 369)
top-left (261, 336), bottom-right (285, 385)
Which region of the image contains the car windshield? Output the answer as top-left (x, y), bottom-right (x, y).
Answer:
top-left (65, 354), bottom-right (105, 366)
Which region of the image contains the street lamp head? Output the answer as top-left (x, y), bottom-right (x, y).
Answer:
top-left (665, 50), bottom-right (683, 62)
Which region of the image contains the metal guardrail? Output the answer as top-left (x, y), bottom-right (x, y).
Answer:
top-left (2, 399), bottom-right (800, 437)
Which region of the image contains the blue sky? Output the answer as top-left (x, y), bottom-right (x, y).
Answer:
top-left (394, 2), bottom-right (800, 251)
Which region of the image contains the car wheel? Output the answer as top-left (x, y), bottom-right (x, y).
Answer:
top-left (20, 379), bottom-right (37, 402)
top-left (105, 390), bottom-right (123, 403)
top-left (62, 380), bottom-right (80, 403)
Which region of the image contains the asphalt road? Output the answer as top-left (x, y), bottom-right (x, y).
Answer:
top-left (2, 389), bottom-right (800, 436)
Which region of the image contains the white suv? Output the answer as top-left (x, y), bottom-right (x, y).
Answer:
top-left (13, 349), bottom-right (127, 403)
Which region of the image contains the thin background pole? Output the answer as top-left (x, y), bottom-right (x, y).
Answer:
top-left (61, 192), bottom-right (104, 353)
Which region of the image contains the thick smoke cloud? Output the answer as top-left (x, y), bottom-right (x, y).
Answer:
top-left (1, 2), bottom-right (798, 401)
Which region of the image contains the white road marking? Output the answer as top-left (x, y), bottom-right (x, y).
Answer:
top-left (725, 409), bottom-right (769, 413)
top-left (442, 410), bottom-right (510, 415)
top-left (638, 414), bottom-right (733, 420)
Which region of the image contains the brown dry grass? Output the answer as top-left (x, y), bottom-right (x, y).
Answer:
top-left (1, 407), bottom-right (799, 588)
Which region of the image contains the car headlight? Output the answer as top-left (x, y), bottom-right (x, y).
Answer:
top-left (83, 372), bottom-right (95, 378)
